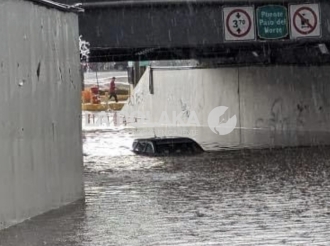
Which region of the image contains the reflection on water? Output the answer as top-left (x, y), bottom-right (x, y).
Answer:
top-left (1, 116), bottom-right (330, 245)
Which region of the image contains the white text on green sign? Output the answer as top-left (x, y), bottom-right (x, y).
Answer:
top-left (257, 5), bottom-right (288, 39)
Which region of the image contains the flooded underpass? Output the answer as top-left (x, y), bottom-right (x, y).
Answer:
top-left (1, 119), bottom-right (330, 245)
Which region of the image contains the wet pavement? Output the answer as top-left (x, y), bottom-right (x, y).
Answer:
top-left (1, 116), bottom-right (330, 245)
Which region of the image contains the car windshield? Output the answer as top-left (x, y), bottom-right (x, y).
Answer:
top-left (133, 142), bottom-right (146, 152)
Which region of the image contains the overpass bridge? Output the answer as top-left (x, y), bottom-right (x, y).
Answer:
top-left (59, 0), bottom-right (330, 64)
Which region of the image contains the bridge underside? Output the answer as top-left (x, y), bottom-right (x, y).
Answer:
top-left (60, 0), bottom-right (330, 64)
top-left (87, 42), bottom-right (330, 65)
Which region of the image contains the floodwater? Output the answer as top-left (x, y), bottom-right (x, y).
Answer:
top-left (1, 112), bottom-right (330, 245)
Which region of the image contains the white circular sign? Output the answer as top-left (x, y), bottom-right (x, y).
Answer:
top-left (289, 3), bottom-right (321, 38)
top-left (293, 7), bottom-right (318, 35)
top-left (226, 9), bottom-right (252, 38)
top-left (223, 6), bottom-right (255, 41)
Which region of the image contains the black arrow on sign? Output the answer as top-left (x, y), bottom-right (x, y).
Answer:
top-left (236, 12), bottom-right (241, 19)
top-left (237, 28), bottom-right (241, 34)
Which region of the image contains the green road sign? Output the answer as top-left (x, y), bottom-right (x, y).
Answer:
top-left (257, 5), bottom-right (288, 39)
top-left (128, 61), bottom-right (150, 67)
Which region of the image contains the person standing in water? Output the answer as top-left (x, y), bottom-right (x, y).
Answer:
top-left (109, 77), bottom-right (118, 103)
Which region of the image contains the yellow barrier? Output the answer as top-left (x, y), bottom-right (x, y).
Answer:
top-left (81, 102), bottom-right (125, 111)
top-left (81, 91), bottom-right (128, 111)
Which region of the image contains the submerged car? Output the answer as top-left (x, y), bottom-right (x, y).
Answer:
top-left (132, 137), bottom-right (204, 156)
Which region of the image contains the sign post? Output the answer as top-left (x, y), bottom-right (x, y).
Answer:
top-left (256, 5), bottom-right (288, 39)
top-left (289, 3), bottom-right (321, 39)
top-left (223, 6), bottom-right (255, 41)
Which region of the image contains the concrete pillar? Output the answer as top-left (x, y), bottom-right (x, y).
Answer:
top-left (133, 61), bottom-right (140, 87)
top-left (0, 0), bottom-right (84, 230)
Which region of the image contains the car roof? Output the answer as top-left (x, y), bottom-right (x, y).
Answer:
top-left (133, 137), bottom-right (198, 144)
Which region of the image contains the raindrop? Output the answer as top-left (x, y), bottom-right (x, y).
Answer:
top-left (168, 30), bottom-right (172, 42)
top-left (18, 79), bottom-right (25, 87)
top-left (36, 62), bottom-right (41, 79)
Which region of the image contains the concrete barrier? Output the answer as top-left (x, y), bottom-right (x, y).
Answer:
top-left (121, 66), bottom-right (330, 149)
top-left (0, 0), bottom-right (84, 230)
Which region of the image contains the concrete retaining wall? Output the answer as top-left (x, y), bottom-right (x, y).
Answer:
top-left (0, 0), bottom-right (84, 230)
top-left (121, 66), bottom-right (330, 150)
top-left (239, 66), bottom-right (330, 148)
